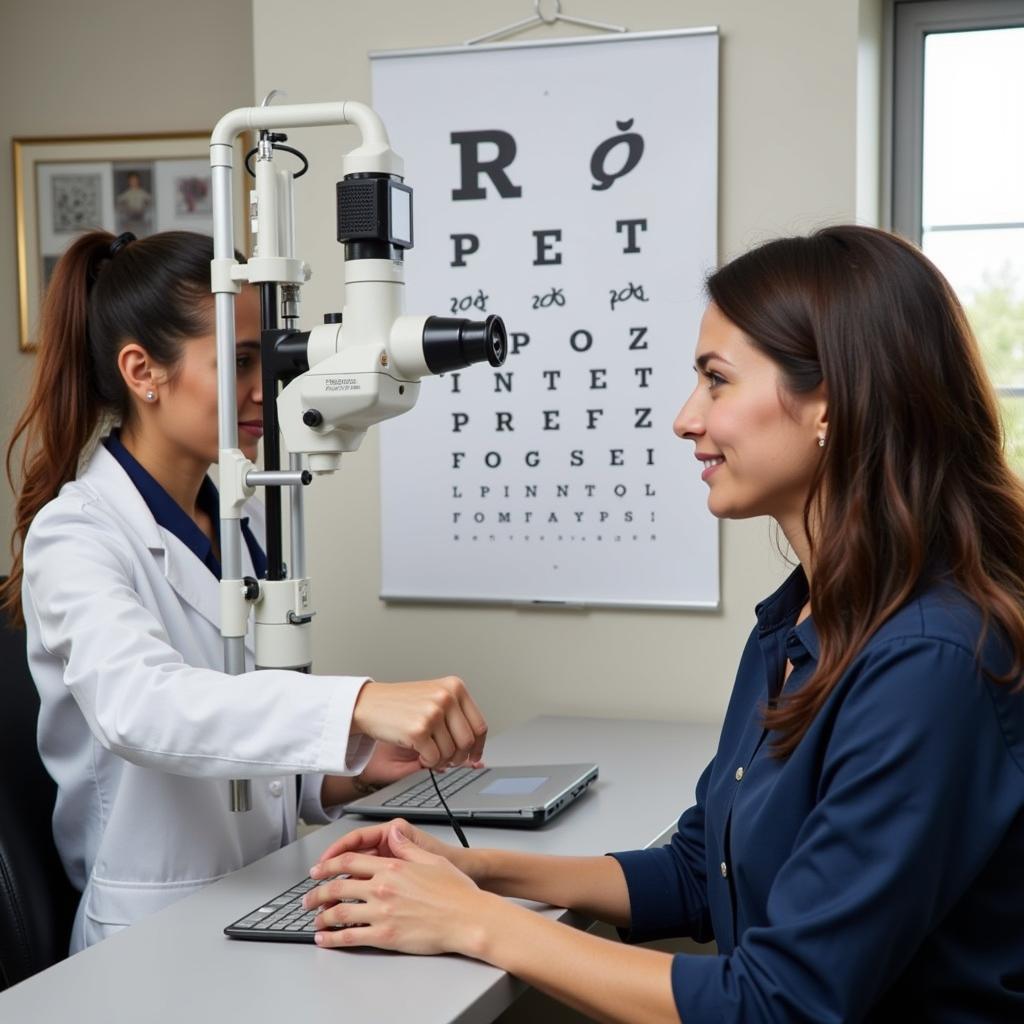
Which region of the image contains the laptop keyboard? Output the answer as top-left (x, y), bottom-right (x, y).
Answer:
top-left (381, 765), bottom-right (487, 809)
top-left (224, 874), bottom-right (357, 942)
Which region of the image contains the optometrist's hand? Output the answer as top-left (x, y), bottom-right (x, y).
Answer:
top-left (355, 743), bottom-right (424, 789)
top-left (351, 677), bottom-right (487, 769)
top-left (321, 745), bottom-right (426, 809)
top-left (304, 819), bottom-right (498, 955)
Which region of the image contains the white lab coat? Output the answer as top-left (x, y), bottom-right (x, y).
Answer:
top-left (22, 443), bottom-right (373, 953)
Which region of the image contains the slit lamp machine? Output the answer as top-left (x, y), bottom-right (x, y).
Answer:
top-left (210, 96), bottom-right (508, 811)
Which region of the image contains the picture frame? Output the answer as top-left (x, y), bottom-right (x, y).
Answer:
top-left (12, 131), bottom-right (252, 351)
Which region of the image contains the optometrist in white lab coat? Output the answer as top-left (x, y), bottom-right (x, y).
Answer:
top-left (5, 231), bottom-right (487, 953)
top-left (23, 444), bottom-right (374, 951)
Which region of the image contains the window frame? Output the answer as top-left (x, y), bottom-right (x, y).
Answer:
top-left (890, 0), bottom-right (1024, 242)
top-left (890, 0), bottom-right (1024, 399)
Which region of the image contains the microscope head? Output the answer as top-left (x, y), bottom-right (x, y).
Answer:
top-left (265, 120), bottom-right (507, 473)
top-left (276, 308), bottom-right (506, 473)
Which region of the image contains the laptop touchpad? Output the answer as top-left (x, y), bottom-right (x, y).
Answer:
top-left (480, 776), bottom-right (548, 796)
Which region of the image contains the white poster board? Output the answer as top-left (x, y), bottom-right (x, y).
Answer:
top-left (372, 29), bottom-right (719, 608)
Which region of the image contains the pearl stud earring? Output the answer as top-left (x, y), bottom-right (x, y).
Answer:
top-left (818, 436), bottom-right (826, 448)
top-left (145, 389), bottom-right (156, 402)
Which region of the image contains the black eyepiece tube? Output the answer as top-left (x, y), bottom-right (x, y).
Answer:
top-left (421, 314), bottom-right (508, 375)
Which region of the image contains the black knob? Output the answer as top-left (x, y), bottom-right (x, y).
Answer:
top-left (243, 576), bottom-right (260, 601)
top-left (300, 470), bottom-right (313, 485)
top-left (323, 312), bottom-right (344, 324)
top-left (303, 409), bottom-right (323, 427)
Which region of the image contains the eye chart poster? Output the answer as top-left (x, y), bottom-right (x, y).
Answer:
top-left (372, 29), bottom-right (719, 608)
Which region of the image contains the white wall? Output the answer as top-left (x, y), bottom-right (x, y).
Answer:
top-left (0, 0), bottom-right (255, 554)
top-left (251, 0), bottom-right (883, 733)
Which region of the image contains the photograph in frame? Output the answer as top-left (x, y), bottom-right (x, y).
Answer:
top-left (112, 163), bottom-right (156, 236)
top-left (12, 132), bottom-right (251, 351)
top-left (51, 173), bottom-right (104, 233)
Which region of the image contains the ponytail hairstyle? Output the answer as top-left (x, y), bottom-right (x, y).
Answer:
top-left (706, 225), bottom-right (1024, 757)
top-left (2, 230), bottom-right (219, 625)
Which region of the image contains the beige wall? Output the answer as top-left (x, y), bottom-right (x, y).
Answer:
top-left (250, 0), bottom-right (883, 734)
top-left (0, 0), bottom-right (255, 551)
top-left (0, 0), bottom-right (883, 731)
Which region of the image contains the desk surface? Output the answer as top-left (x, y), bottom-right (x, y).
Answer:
top-left (0, 715), bottom-right (719, 1024)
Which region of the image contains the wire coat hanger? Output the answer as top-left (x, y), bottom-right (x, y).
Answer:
top-left (466, 0), bottom-right (627, 46)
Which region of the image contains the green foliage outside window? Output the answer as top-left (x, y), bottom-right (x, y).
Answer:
top-left (963, 267), bottom-right (1024, 471)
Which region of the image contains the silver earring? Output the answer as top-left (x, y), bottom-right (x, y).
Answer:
top-left (145, 389), bottom-right (156, 402)
top-left (818, 436), bottom-right (826, 448)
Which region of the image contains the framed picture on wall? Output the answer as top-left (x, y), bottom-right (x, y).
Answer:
top-left (12, 132), bottom-right (251, 351)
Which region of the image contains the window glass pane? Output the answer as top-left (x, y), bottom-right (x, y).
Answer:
top-left (922, 226), bottom-right (1024, 309)
top-left (920, 23), bottom-right (1024, 470)
top-left (922, 27), bottom-right (1024, 227)
top-left (932, 238), bottom-right (1024, 388)
top-left (921, 227), bottom-right (1024, 396)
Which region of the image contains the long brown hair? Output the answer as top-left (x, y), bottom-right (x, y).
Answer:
top-left (707, 225), bottom-right (1024, 756)
top-left (2, 230), bottom-right (217, 625)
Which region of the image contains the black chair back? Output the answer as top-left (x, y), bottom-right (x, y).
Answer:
top-left (0, 599), bottom-right (79, 990)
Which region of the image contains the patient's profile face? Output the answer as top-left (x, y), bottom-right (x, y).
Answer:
top-left (673, 302), bottom-right (826, 524)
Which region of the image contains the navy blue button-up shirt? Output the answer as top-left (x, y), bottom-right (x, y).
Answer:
top-left (103, 432), bottom-right (267, 579)
top-left (611, 568), bottom-right (1024, 1023)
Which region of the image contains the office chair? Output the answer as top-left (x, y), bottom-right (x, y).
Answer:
top-left (0, 589), bottom-right (79, 991)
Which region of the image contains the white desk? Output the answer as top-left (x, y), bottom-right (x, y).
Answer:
top-left (0, 715), bottom-right (719, 1024)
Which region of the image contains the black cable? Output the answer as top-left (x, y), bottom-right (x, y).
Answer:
top-left (244, 142), bottom-right (309, 179)
top-left (428, 769), bottom-right (470, 848)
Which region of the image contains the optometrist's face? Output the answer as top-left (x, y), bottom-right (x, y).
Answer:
top-left (673, 302), bottom-right (825, 524)
top-left (155, 287), bottom-right (263, 466)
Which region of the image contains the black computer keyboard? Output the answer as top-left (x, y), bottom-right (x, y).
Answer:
top-left (224, 874), bottom-right (356, 943)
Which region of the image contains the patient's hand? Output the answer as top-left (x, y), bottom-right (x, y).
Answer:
top-left (313, 817), bottom-right (458, 872)
top-left (306, 821), bottom-right (492, 956)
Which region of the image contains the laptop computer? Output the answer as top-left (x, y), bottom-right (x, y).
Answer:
top-left (342, 762), bottom-right (599, 827)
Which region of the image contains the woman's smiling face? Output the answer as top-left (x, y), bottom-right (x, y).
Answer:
top-left (674, 302), bottom-right (827, 525)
